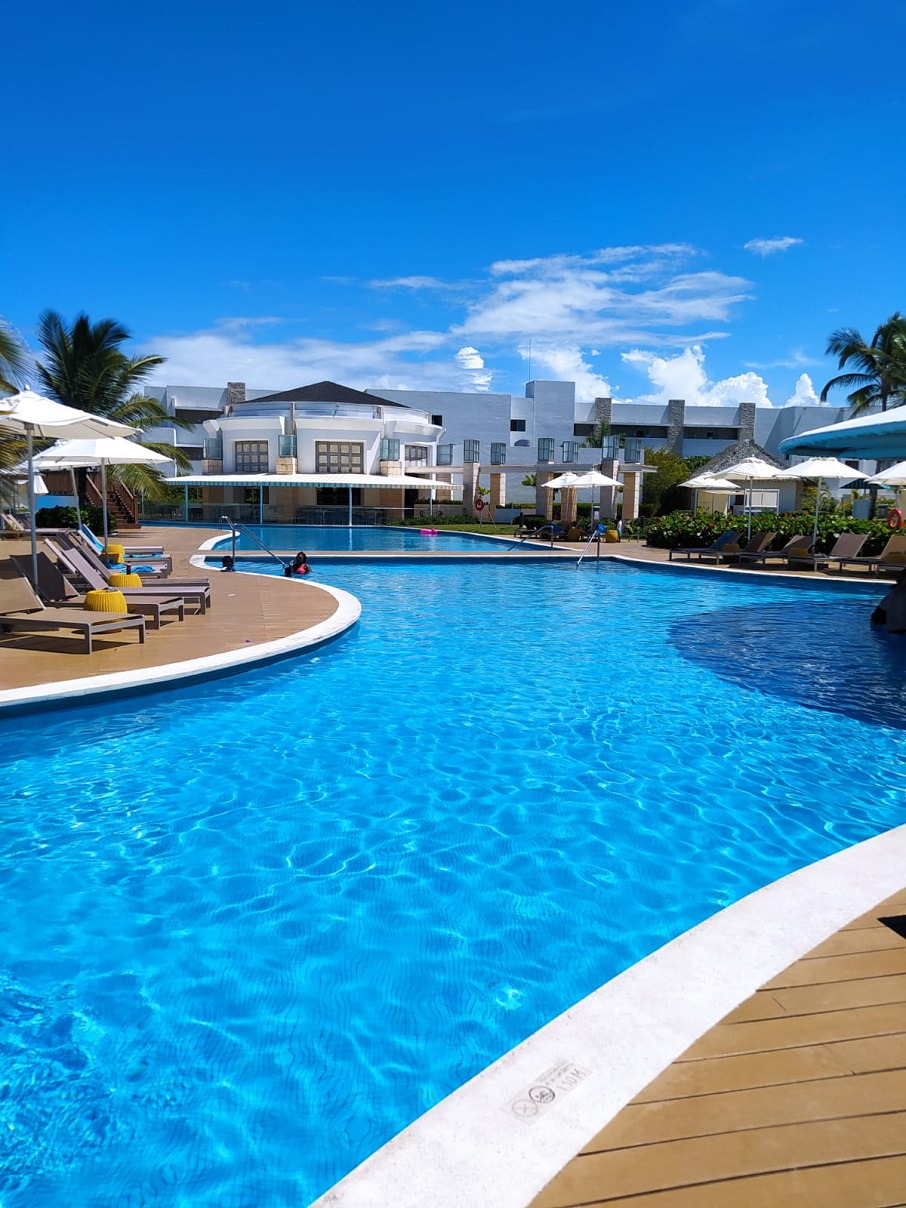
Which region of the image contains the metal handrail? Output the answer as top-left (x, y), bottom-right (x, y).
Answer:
top-left (219, 516), bottom-right (291, 571)
top-left (576, 526), bottom-right (606, 567)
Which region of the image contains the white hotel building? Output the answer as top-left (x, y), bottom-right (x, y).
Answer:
top-left (142, 379), bottom-right (850, 523)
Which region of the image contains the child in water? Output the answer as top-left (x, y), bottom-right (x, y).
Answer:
top-left (284, 551), bottom-right (311, 577)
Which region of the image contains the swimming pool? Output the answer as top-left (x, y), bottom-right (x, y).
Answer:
top-left (2, 561), bottom-right (904, 1206)
top-left (218, 524), bottom-right (515, 552)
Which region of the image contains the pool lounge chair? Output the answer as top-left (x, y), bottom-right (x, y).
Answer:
top-left (787, 531), bottom-right (868, 572)
top-left (0, 563), bottom-right (145, 654)
top-left (1, 512), bottom-right (70, 539)
top-left (12, 552), bottom-right (186, 630)
top-left (65, 532), bottom-right (173, 576)
top-left (46, 540), bottom-right (212, 615)
top-left (849, 533), bottom-right (906, 576)
top-left (79, 522), bottom-right (166, 558)
top-left (737, 534), bottom-right (811, 567)
top-left (668, 529), bottom-right (741, 562)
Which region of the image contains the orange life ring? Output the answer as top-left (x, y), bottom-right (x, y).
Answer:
top-left (887, 508), bottom-right (903, 530)
top-left (474, 497), bottom-right (485, 512)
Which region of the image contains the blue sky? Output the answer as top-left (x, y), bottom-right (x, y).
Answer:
top-left (5, 0), bottom-right (905, 408)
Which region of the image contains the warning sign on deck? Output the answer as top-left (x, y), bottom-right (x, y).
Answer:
top-left (504, 1059), bottom-right (591, 1124)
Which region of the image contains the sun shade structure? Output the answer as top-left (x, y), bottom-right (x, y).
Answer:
top-left (0, 390), bottom-right (135, 586)
top-left (165, 471), bottom-right (456, 526)
top-left (776, 456), bottom-right (870, 552)
top-left (721, 456), bottom-right (789, 541)
top-left (33, 437), bottom-right (171, 555)
top-left (779, 403), bottom-right (906, 460)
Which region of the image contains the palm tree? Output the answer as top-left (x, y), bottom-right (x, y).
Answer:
top-left (34, 310), bottom-right (194, 496)
top-left (821, 313), bottom-right (906, 413)
top-left (0, 318), bottom-right (30, 394)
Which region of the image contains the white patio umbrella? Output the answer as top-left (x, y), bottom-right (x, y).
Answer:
top-left (721, 456), bottom-right (788, 541)
top-left (544, 469), bottom-right (622, 526)
top-left (776, 456), bottom-right (871, 551)
top-left (543, 471), bottom-right (586, 489)
top-left (680, 474), bottom-right (741, 514)
top-left (0, 390), bottom-right (135, 586)
top-left (867, 460), bottom-right (906, 486)
top-left (32, 436), bottom-right (171, 555)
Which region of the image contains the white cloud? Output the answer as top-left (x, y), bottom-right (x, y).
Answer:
top-left (454, 345), bottom-right (492, 391)
top-left (142, 246), bottom-right (756, 402)
top-left (520, 343), bottom-right (613, 403)
top-left (782, 373), bottom-right (822, 407)
top-left (622, 345), bottom-right (773, 407)
top-left (369, 275), bottom-right (450, 290)
top-left (743, 236), bottom-right (804, 257)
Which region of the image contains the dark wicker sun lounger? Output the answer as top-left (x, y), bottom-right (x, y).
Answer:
top-left (12, 553), bottom-right (186, 630)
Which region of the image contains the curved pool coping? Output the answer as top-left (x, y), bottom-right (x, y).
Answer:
top-left (0, 572), bottom-right (361, 714)
top-left (315, 821), bottom-right (906, 1208)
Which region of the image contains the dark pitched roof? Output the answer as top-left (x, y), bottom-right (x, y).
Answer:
top-left (698, 439), bottom-right (786, 476)
top-left (250, 381), bottom-right (407, 408)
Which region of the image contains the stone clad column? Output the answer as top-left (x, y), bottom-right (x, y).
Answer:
top-left (489, 472), bottom-right (506, 520)
top-left (667, 398), bottom-right (685, 455)
top-left (463, 462), bottom-right (482, 517)
top-left (622, 470), bottom-right (642, 520)
top-left (599, 457), bottom-right (620, 520)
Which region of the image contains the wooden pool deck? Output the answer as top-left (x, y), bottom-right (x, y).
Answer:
top-left (529, 888), bottom-right (906, 1208)
top-left (2, 525), bottom-right (903, 1208)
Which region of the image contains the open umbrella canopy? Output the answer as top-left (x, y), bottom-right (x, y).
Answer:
top-left (32, 436), bottom-right (170, 468)
top-left (567, 469), bottom-right (623, 489)
top-left (0, 390), bottom-right (135, 440)
top-left (543, 471), bottom-right (586, 489)
top-left (775, 457), bottom-right (870, 551)
top-left (721, 457), bottom-right (788, 540)
top-left (0, 391), bottom-right (137, 586)
top-left (32, 437), bottom-right (172, 553)
top-left (774, 456), bottom-right (869, 484)
top-left (680, 474), bottom-right (741, 491)
top-left (867, 460), bottom-right (906, 486)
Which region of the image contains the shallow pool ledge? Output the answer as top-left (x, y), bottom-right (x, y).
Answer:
top-left (315, 822), bottom-right (906, 1208)
top-left (0, 581), bottom-right (360, 713)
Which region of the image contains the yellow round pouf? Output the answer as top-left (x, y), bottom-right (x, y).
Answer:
top-left (108, 572), bottom-right (143, 587)
top-left (604, 529), bottom-right (620, 543)
top-left (83, 589), bottom-right (128, 614)
top-left (105, 543), bottom-right (126, 563)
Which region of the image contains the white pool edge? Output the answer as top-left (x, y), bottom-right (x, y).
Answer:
top-left (315, 822), bottom-right (906, 1208)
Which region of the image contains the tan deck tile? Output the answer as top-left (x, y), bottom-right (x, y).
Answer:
top-left (532, 1113), bottom-right (906, 1206)
top-left (586, 1067), bottom-right (906, 1150)
top-left (806, 926), bottom-right (906, 958)
top-left (632, 1042), bottom-right (854, 1103)
top-left (825, 1032), bottom-right (906, 1075)
top-left (530, 1154), bottom-right (906, 1208)
top-left (762, 948), bottom-right (906, 990)
top-left (719, 993), bottom-right (789, 1024)
top-left (770, 972), bottom-right (906, 1015)
top-left (686, 1002), bottom-right (906, 1060)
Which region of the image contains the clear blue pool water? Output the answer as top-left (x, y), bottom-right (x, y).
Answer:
top-left (219, 524), bottom-right (513, 552)
top-left (2, 561), bottom-right (905, 1207)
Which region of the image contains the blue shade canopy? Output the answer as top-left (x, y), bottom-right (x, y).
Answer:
top-left (780, 404), bottom-right (906, 460)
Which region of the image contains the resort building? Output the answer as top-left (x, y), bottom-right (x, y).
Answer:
top-left (138, 379), bottom-right (856, 523)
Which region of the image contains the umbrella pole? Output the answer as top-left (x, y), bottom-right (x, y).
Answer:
top-left (747, 477), bottom-right (753, 542)
top-left (348, 485), bottom-right (352, 527)
top-left (26, 425), bottom-right (38, 589)
top-left (101, 460), bottom-right (109, 555)
top-left (70, 468), bottom-right (82, 529)
top-left (812, 476), bottom-right (822, 552)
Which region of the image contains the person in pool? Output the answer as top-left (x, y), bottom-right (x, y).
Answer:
top-left (220, 555), bottom-right (236, 572)
top-left (284, 551), bottom-right (312, 577)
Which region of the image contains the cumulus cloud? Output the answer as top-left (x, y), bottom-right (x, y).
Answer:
top-left (520, 343), bottom-right (613, 403)
top-left (622, 345), bottom-right (773, 407)
top-left (743, 236), bottom-right (804, 257)
top-left (454, 345), bottom-right (492, 391)
top-left (142, 245), bottom-right (758, 401)
top-left (782, 373), bottom-right (822, 407)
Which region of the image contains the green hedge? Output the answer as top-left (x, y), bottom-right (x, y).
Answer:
top-left (35, 504), bottom-right (111, 533)
top-left (645, 509), bottom-right (894, 554)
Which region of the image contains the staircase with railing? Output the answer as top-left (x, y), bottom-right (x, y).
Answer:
top-left (85, 471), bottom-right (140, 529)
